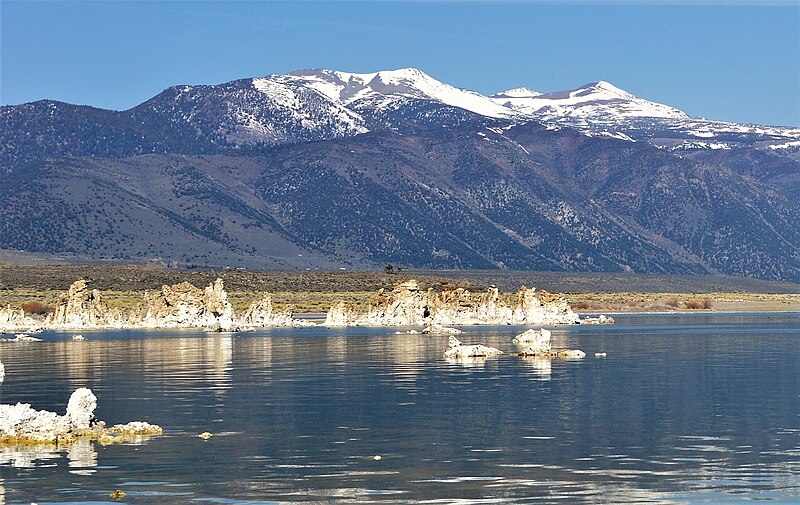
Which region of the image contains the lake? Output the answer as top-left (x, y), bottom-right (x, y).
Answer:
top-left (1, 313), bottom-right (798, 504)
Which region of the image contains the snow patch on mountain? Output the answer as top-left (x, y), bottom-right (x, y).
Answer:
top-left (286, 68), bottom-right (517, 119)
top-left (251, 76), bottom-right (368, 138)
top-left (491, 80), bottom-right (688, 121)
top-left (673, 140), bottom-right (732, 151)
top-left (491, 87), bottom-right (542, 99)
top-left (767, 140), bottom-right (800, 150)
top-left (583, 131), bottom-right (635, 141)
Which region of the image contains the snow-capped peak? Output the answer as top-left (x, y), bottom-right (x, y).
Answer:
top-left (491, 80), bottom-right (689, 121)
top-left (491, 87), bottom-right (542, 99)
top-left (581, 80), bottom-right (629, 95)
top-left (284, 67), bottom-right (517, 119)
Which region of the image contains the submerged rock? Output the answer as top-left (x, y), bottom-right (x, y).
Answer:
top-left (517, 347), bottom-right (586, 359)
top-left (325, 280), bottom-right (580, 327)
top-left (0, 334), bottom-right (43, 343)
top-left (443, 336), bottom-right (503, 359)
top-left (422, 323), bottom-right (462, 335)
top-left (581, 315), bottom-right (615, 324)
top-left (0, 388), bottom-right (162, 445)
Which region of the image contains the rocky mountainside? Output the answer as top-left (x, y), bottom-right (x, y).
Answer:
top-left (1, 68), bottom-right (798, 280)
top-left (1, 121), bottom-right (798, 280)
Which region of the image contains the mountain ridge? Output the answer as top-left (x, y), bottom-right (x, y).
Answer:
top-left (1, 67), bottom-right (798, 281)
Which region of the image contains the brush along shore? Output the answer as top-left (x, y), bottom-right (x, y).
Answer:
top-left (2, 289), bottom-right (798, 316)
top-left (1, 264), bottom-right (797, 315)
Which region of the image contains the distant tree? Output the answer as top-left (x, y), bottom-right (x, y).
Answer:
top-left (384, 264), bottom-right (395, 274)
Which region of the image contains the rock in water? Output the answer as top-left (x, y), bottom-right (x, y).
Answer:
top-left (65, 388), bottom-right (97, 430)
top-left (0, 361), bottom-right (4, 383)
top-left (326, 280), bottom-right (580, 327)
top-left (581, 315), bottom-right (615, 324)
top-left (0, 305), bottom-right (37, 331)
top-left (203, 278), bottom-right (236, 331)
top-left (356, 280), bottom-right (430, 326)
top-left (135, 278), bottom-right (237, 330)
top-left (443, 336), bottom-right (503, 359)
top-left (512, 328), bottom-right (552, 350)
top-left (323, 301), bottom-right (361, 327)
top-left (422, 323), bottom-right (462, 335)
top-left (0, 334), bottom-right (43, 342)
top-left (0, 388), bottom-right (162, 445)
top-left (239, 292), bottom-right (306, 327)
top-left (517, 347), bottom-right (586, 359)
top-left (47, 280), bottom-right (122, 329)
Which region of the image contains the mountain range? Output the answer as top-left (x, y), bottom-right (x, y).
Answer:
top-left (1, 68), bottom-right (799, 281)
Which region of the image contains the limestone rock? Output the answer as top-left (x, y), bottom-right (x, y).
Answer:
top-left (512, 328), bottom-right (552, 351)
top-left (47, 280), bottom-right (123, 329)
top-left (581, 315), bottom-right (615, 324)
top-left (557, 349), bottom-right (586, 358)
top-left (204, 278), bottom-right (236, 331)
top-left (0, 304), bottom-right (38, 331)
top-left (517, 347), bottom-right (586, 359)
top-left (355, 280), bottom-right (430, 326)
top-left (107, 421), bottom-right (163, 436)
top-left (239, 292), bottom-right (306, 327)
top-left (422, 323), bottom-right (462, 335)
top-left (332, 280), bottom-right (580, 327)
top-left (443, 336), bottom-right (503, 359)
top-left (135, 278), bottom-right (236, 330)
top-left (323, 301), bottom-right (362, 327)
top-left (0, 388), bottom-right (161, 445)
top-left (0, 334), bottom-right (43, 343)
top-left (0, 402), bottom-right (71, 443)
top-left (65, 388), bottom-right (97, 430)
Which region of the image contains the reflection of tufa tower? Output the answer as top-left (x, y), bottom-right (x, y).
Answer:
top-left (68, 438), bottom-right (98, 475)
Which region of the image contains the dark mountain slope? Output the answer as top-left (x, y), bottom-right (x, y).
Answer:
top-left (0, 156), bottom-right (336, 269)
top-left (1, 121), bottom-right (798, 279)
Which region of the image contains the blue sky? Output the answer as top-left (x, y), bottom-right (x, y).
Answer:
top-left (2, 0), bottom-right (798, 126)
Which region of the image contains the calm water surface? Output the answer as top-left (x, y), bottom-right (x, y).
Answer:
top-left (0, 313), bottom-right (798, 504)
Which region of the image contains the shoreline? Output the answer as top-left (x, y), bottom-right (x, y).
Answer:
top-left (1, 264), bottom-right (797, 324)
top-left (4, 289), bottom-right (797, 316)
